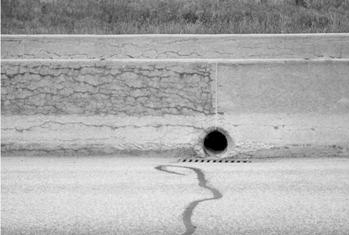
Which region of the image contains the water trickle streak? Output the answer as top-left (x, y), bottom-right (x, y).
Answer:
top-left (154, 165), bottom-right (223, 235)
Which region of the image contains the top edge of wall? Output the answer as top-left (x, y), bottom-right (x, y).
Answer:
top-left (2, 33), bottom-right (349, 38)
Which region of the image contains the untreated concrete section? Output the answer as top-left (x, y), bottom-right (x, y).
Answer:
top-left (1, 115), bottom-right (213, 155)
top-left (155, 165), bottom-right (223, 235)
top-left (1, 34), bottom-right (349, 157)
top-left (1, 61), bottom-right (214, 116)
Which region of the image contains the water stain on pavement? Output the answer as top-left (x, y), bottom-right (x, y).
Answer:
top-left (155, 165), bottom-right (223, 235)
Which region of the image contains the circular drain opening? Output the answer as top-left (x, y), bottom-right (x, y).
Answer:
top-left (203, 130), bottom-right (228, 155)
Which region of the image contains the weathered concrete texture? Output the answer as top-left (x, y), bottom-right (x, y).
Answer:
top-left (215, 60), bottom-right (349, 157)
top-left (2, 34), bottom-right (349, 59)
top-left (2, 114), bottom-right (348, 157)
top-left (1, 115), bottom-right (213, 156)
top-left (218, 60), bottom-right (349, 114)
top-left (1, 61), bottom-right (215, 116)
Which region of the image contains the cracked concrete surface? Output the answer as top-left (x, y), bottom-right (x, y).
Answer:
top-left (1, 34), bottom-right (349, 157)
top-left (2, 114), bottom-right (348, 157)
top-left (1, 115), bottom-right (213, 155)
top-left (1, 62), bottom-right (214, 116)
top-left (2, 34), bottom-right (349, 59)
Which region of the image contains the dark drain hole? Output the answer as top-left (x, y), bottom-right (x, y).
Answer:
top-left (204, 130), bottom-right (228, 154)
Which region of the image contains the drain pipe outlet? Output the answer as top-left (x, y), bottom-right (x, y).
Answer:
top-left (194, 127), bottom-right (234, 158)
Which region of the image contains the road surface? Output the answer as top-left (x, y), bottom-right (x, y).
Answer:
top-left (2, 156), bottom-right (349, 234)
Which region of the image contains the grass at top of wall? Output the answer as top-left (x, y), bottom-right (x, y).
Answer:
top-left (2, 0), bottom-right (349, 34)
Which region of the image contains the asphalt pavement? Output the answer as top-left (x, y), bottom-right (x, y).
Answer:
top-left (2, 156), bottom-right (349, 234)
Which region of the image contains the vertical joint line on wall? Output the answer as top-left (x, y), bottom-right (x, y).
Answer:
top-left (215, 62), bottom-right (218, 128)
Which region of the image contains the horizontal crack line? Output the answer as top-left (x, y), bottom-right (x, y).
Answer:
top-left (2, 121), bottom-right (204, 132)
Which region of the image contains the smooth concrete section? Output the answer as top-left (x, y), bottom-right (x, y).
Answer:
top-left (218, 61), bottom-right (349, 114)
top-left (216, 60), bottom-right (349, 158)
top-left (2, 157), bottom-right (349, 234)
top-left (217, 114), bottom-right (349, 157)
top-left (2, 34), bottom-right (349, 59)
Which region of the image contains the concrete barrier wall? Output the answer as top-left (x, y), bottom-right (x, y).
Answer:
top-left (2, 34), bottom-right (349, 157)
top-left (2, 34), bottom-right (349, 59)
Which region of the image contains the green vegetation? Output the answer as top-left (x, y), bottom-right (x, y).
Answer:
top-left (2, 0), bottom-right (349, 34)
